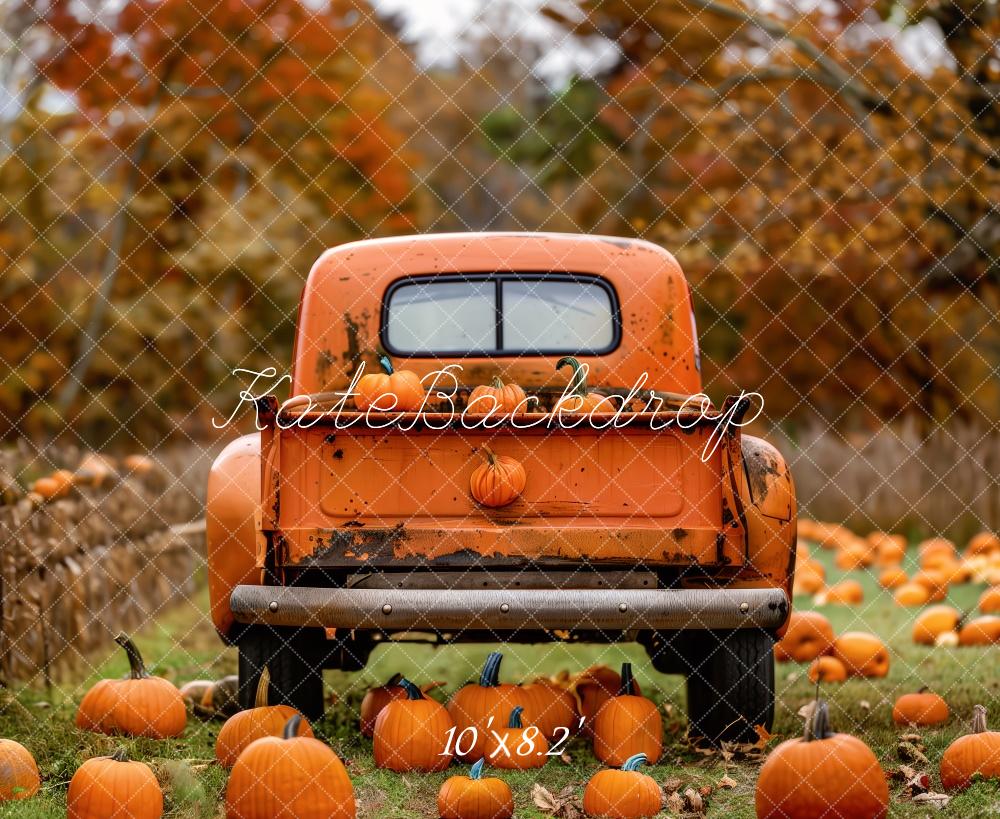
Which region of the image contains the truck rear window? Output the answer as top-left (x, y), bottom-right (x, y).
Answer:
top-left (382, 274), bottom-right (619, 356)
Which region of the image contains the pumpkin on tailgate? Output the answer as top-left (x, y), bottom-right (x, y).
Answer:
top-left (554, 356), bottom-right (607, 414)
top-left (216, 667), bottom-right (313, 767)
top-left (755, 700), bottom-right (888, 819)
top-left (449, 653), bottom-right (526, 761)
top-left (468, 377), bottom-right (530, 416)
top-left (438, 758), bottom-right (514, 819)
top-left (226, 715), bottom-right (355, 819)
top-left (68, 750), bottom-right (163, 819)
top-left (375, 678), bottom-right (454, 772)
top-left (470, 449), bottom-right (526, 508)
top-left (592, 663), bottom-right (662, 767)
top-left (0, 739), bottom-right (39, 802)
top-left (774, 611), bottom-right (834, 663)
top-left (583, 753), bottom-right (661, 819)
top-left (355, 354), bottom-right (424, 412)
top-left (485, 706), bottom-right (548, 769)
top-left (76, 634), bottom-right (186, 739)
top-left (940, 705), bottom-right (1000, 790)
top-left (893, 689), bottom-right (949, 726)
top-left (832, 632), bottom-right (889, 678)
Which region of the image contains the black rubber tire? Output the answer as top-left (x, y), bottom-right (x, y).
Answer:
top-left (238, 626), bottom-right (325, 720)
top-left (685, 628), bottom-right (775, 744)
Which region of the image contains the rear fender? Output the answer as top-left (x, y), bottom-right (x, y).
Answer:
top-left (207, 434), bottom-right (263, 640)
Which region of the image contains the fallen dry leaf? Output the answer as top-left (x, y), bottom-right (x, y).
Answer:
top-left (666, 791), bottom-right (685, 813)
top-left (897, 740), bottom-right (930, 765)
top-left (912, 792), bottom-right (951, 809)
top-left (531, 783), bottom-right (583, 818)
top-left (532, 783), bottom-right (559, 813)
top-left (718, 775), bottom-right (738, 789)
top-left (683, 787), bottom-right (706, 814)
top-left (797, 700), bottom-right (818, 721)
top-left (662, 777), bottom-right (682, 794)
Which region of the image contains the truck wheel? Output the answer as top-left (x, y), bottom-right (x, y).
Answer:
top-left (685, 628), bottom-right (774, 744)
top-left (238, 626), bottom-right (325, 720)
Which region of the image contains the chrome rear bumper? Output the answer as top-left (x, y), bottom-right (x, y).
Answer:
top-left (230, 585), bottom-right (788, 631)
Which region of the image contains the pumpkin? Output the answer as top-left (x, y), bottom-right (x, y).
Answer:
top-left (755, 700), bottom-right (888, 819)
top-left (572, 665), bottom-right (638, 737)
top-left (893, 689), bottom-right (949, 726)
top-left (360, 673), bottom-right (405, 737)
top-left (873, 533), bottom-right (907, 566)
top-left (774, 611), bottom-right (834, 663)
top-left (554, 356), bottom-right (608, 414)
top-left (940, 705), bottom-right (1000, 790)
top-left (911, 568), bottom-right (949, 601)
top-left (878, 566), bottom-right (909, 589)
top-left (0, 739), bottom-right (40, 801)
top-left (438, 758), bottom-right (514, 819)
top-left (216, 667), bottom-right (313, 767)
top-left (67, 749), bottom-right (163, 819)
top-left (449, 653), bottom-right (526, 761)
top-left (355, 354), bottom-right (424, 412)
top-left (980, 586), bottom-right (1000, 614)
top-left (469, 449), bottom-right (526, 508)
top-left (468, 377), bottom-right (530, 417)
top-left (582, 753), bottom-right (661, 819)
top-left (894, 582), bottom-right (931, 607)
top-left (226, 715), bottom-right (355, 818)
top-left (592, 663), bottom-right (662, 767)
top-left (375, 678), bottom-right (454, 772)
top-left (520, 677), bottom-right (578, 739)
top-left (835, 542), bottom-right (871, 570)
top-left (966, 532), bottom-right (1000, 557)
top-left (792, 559), bottom-right (825, 595)
top-left (199, 674), bottom-right (240, 718)
top-left (919, 537), bottom-right (957, 564)
top-left (485, 705), bottom-right (549, 769)
top-left (807, 656), bottom-right (848, 683)
top-left (178, 679), bottom-right (215, 707)
top-left (957, 615), bottom-right (1000, 646)
top-left (912, 605), bottom-right (961, 645)
top-left (76, 634), bottom-right (186, 738)
top-left (30, 476), bottom-right (61, 500)
top-left (817, 579), bottom-right (863, 605)
top-left (832, 632), bottom-right (890, 678)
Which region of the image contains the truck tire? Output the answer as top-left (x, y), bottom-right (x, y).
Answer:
top-left (684, 628), bottom-right (774, 744)
top-left (238, 625), bottom-right (325, 720)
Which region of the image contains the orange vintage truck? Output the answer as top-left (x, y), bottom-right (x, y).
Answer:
top-left (207, 232), bottom-right (796, 742)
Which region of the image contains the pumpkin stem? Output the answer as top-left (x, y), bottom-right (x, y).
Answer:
top-left (377, 354), bottom-right (394, 375)
top-left (803, 699), bottom-right (834, 742)
top-left (479, 652), bottom-right (503, 687)
top-left (508, 705), bottom-right (524, 729)
top-left (619, 663), bottom-right (636, 696)
top-left (386, 672), bottom-right (403, 687)
top-left (114, 633), bottom-right (149, 680)
top-left (283, 714), bottom-right (304, 740)
top-left (253, 667), bottom-right (271, 709)
top-left (399, 678), bottom-right (424, 700)
top-left (556, 356), bottom-right (588, 398)
top-left (470, 758), bottom-right (486, 780)
top-left (971, 704), bottom-right (988, 734)
top-left (491, 376), bottom-right (505, 389)
top-left (110, 747), bottom-right (129, 763)
top-left (481, 447), bottom-right (497, 467)
top-left (621, 753), bottom-right (647, 772)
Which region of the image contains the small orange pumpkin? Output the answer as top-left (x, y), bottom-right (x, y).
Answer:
top-left (893, 689), bottom-right (949, 726)
top-left (519, 677), bottom-right (578, 740)
top-left (0, 739), bottom-right (40, 801)
top-left (468, 377), bottom-right (531, 416)
top-left (469, 448), bottom-right (526, 508)
top-left (438, 758), bottom-right (514, 819)
top-left (30, 476), bottom-right (62, 500)
top-left (448, 653), bottom-right (527, 761)
top-left (360, 673), bottom-right (405, 738)
top-left (755, 699), bottom-right (888, 819)
top-left (911, 568), bottom-right (949, 601)
top-left (792, 560), bottom-right (825, 595)
top-left (878, 566), bottom-right (909, 589)
top-left (355, 354), bottom-right (424, 412)
top-left (940, 705), bottom-right (1000, 790)
top-left (966, 532), bottom-right (1000, 557)
top-left (67, 749), bottom-right (163, 819)
top-left (818, 579), bottom-right (863, 605)
top-left (807, 656), bottom-right (848, 683)
top-left (894, 582), bottom-right (930, 607)
top-left (226, 715), bottom-right (355, 818)
top-left (832, 632), bottom-right (889, 678)
top-left (835, 542), bottom-right (871, 570)
top-left (553, 356), bottom-right (608, 414)
top-left (76, 634), bottom-right (186, 739)
top-left (980, 586), bottom-right (1000, 614)
top-left (485, 705), bottom-right (549, 769)
top-left (957, 615), bottom-right (1000, 646)
top-left (216, 667), bottom-right (313, 767)
top-left (375, 678), bottom-right (454, 772)
top-left (571, 665), bottom-right (637, 737)
top-left (774, 611), bottom-right (834, 663)
top-left (583, 753), bottom-right (661, 819)
top-left (912, 605), bottom-right (961, 645)
top-left (592, 663), bottom-right (662, 767)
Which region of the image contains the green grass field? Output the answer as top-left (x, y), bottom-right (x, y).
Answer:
top-left (2, 546), bottom-right (998, 817)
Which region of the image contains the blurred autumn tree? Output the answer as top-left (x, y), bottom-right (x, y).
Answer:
top-left (538, 0), bottom-right (999, 428)
top-left (1, 0), bottom-right (416, 442)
